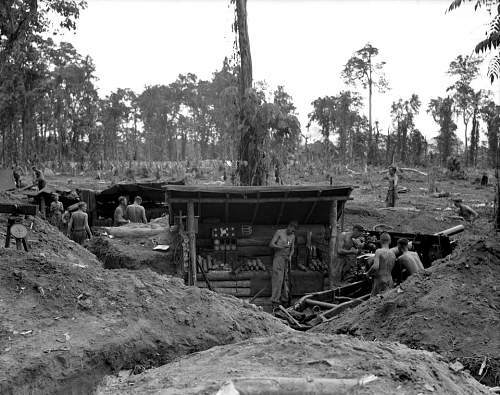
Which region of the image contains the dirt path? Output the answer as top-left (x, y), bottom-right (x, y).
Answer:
top-left (96, 332), bottom-right (489, 394)
top-left (314, 237), bottom-right (500, 387)
top-left (0, 218), bottom-right (287, 394)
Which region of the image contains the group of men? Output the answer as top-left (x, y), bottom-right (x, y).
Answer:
top-left (269, 221), bottom-right (426, 308)
top-left (338, 225), bottom-right (424, 296)
top-left (113, 195), bottom-right (148, 226)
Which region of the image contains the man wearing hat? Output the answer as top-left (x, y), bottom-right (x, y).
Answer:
top-left (453, 199), bottom-right (479, 223)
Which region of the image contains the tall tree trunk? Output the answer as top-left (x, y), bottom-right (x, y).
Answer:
top-left (367, 56), bottom-right (373, 165)
top-left (235, 0), bottom-right (265, 186)
top-left (463, 116), bottom-right (468, 167)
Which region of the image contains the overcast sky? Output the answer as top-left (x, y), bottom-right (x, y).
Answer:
top-left (60, 0), bottom-right (499, 143)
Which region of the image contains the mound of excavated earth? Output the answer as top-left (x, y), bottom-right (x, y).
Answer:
top-left (96, 332), bottom-right (488, 394)
top-left (314, 237), bottom-right (500, 386)
top-left (0, 217), bottom-right (287, 395)
top-left (87, 236), bottom-right (178, 275)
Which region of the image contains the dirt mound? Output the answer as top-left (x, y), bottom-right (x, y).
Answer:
top-left (96, 332), bottom-right (488, 394)
top-left (0, 218), bottom-right (287, 394)
top-left (314, 237), bottom-right (500, 386)
top-left (87, 236), bottom-right (178, 275)
top-left (0, 190), bottom-right (25, 204)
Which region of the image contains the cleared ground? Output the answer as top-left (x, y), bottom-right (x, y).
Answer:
top-left (1, 169), bottom-right (498, 393)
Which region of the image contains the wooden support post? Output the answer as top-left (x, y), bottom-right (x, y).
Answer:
top-left (251, 192), bottom-right (260, 225)
top-left (166, 191), bottom-right (172, 225)
top-left (340, 201), bottom-right (345, 231)
top-left (187, 201), bottom-right (197, 286)
top-left (275, 192), bottom-right (288, 225)
top-left (328, 201), bottom-right (338, 289)
top-left (224, 194), bottom-right (229, 223)
top-left (40, 195), bottom-right (46, 219)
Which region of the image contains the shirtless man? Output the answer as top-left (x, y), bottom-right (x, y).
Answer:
top-left (453, 199), bottom-right (479, 223)
top-left (269, 221), bottom-right (297, 308)
top-left (395, 238), bottom-right (424, 276)
top-left (336, 224), bottom-right (364, 283)
top-left (32, 167), bottom-right (46, 190)
top-left (114, 196), bottom-right (129, 226)
top-left (126, 196), bottom-right (147, 223)
top-left (68, 202), bottom-right (92, 245)
top-left (367, 232), bottom-right (396, 296)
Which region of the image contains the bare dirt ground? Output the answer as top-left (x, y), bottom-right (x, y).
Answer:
top-left (314, 237), bottom-right (500, 386)
top-left (87, 236), bottom-right (178, 275)
top-left (1, 170), bottom-right (498, 394)
top-left (0, 214), bottom-right (287, 394)
top-left (96, 332), bottom-right (489, 394)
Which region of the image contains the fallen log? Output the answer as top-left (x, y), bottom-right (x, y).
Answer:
top-left (216, 375), bottom-right (378, 395)
top-left (345, 167), bottom-right (362, 176)
top-left (378, 207), bottom-right (419, 212)
top-left (400, 167), bottom-right (428, 176)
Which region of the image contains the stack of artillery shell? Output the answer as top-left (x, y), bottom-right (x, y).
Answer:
top-left (243, 258), bottom-right (266, 271)
top-left (308, 258), bottom-right (328, 273)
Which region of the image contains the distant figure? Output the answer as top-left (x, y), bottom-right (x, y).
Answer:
top-left (114, 196), bottom-right (129, 226)
top-left (385, 166), bottom-right (398, 207)
top-left (453, 199), bottom-right (479, 223)
top-left (68, 202), bottom-right (92, 245)
top-left (49, 193), bottom-right (64, 231)
top-left (481, 172), bottom-right (488, 187)
top-left (12, 165), bottom-right (21, 188)
top-left (126, 196), bottom-right (147, 224)
top-left (395, 238), bottom-right (424, 276)
top-left (269, 221), bottom-right (297, 308)
top-left (336, 224), bottom-right (364, 283)
top-left (32, 167), bottom-right (46, 190)
top-left (367, 232), bottom-right (396, 296)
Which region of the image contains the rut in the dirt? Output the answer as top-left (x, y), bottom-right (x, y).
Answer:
top-left (314, 237), bottom-right (500, 387)
top-left (96, 332), bottom-right (490, 394)
top-left (0, 217), bottom-right (287, 395)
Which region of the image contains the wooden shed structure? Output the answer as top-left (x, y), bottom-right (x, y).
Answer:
top-left (165, 185), bottom-right (354, 308)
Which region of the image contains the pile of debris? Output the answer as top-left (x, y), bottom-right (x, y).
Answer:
top-left (314, 237), bottom-right (500, 386)
top-left (96, 332), bottom-right (489, 394)
top-left (0, 217), bottom-right (287, 394)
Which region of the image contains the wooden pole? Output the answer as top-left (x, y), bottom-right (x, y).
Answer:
top-left (328, 201), bottom-right (338, 289)
top-left (187, 201), bottom-right (197, 286)
top-left (340, 201), bottom-right (345, 231)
